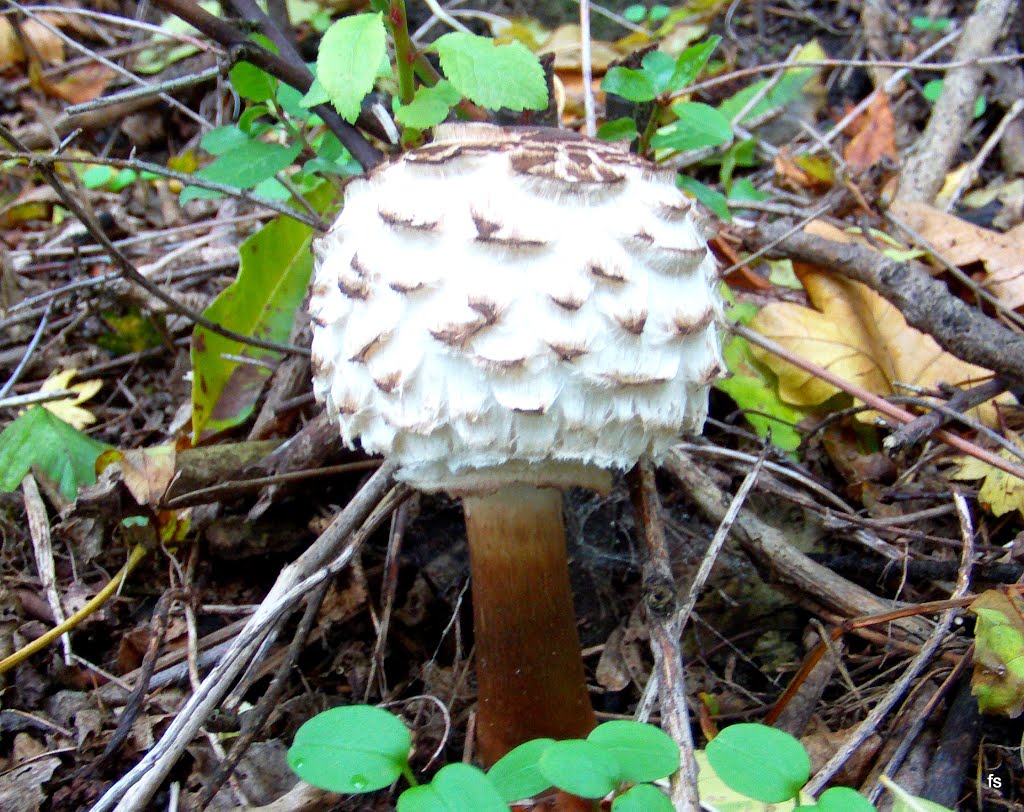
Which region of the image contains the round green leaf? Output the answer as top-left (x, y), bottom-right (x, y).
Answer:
top-left (623, 4), bottom-right (647, 23)
top-left (817, 786), bottom-right (876, 811)
top-left (317, 13), bottom-right (387, 123)
top-left (612, 782), bottom-right (674, 811)
top-left (287, 705), bottom-right (410, 794)
top-left (397, 763), bottom-right (507, 812)
top-left (487, 738), bottom-right (555, 802)
top-left (588, 721), bottom-right (680, 783)
top-left (394, 80), bottom-right (463, 130)
top-left (705, 723), bottom-right (810, 803)
top-left (649, 4), bottom-right (670, 21)
top-left (433, 32), bottom-right (546, 112)
top-left (539, 739), bottom-right (619, 799)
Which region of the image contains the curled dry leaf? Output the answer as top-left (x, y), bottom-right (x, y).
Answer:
top-left (842, 91), bottom-right (897, 173)
top-left (38, 369), bottom-right (102, 430)
top-left (749, 230), bottom-right (1007, 426)
top-left (889, 199), bottom-right (1024, 309)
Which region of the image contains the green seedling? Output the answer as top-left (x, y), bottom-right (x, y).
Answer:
top-left (288, 707), bottom-right (679, 810)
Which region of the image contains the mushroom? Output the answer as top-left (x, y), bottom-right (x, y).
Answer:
top-left (309, 123), bottom-right (723, 765)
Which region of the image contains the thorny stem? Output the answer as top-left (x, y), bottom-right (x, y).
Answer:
top-left (462, 485), bottom-right (596, 765)
top-left (387, 0), bottom-right (417, 106)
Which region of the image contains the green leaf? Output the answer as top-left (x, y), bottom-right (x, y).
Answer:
top-left (180, 140), bottom-right (301, 204)
top-left (649, 4), bottom-right (670, 21)
top-left (921, 80), bottom-right (943, 103)
top-left (394, 80), bottom-right (463, 129)
top-left (398, 763), bottom-right (507, 812)
top-left (668, 35), bottom-right (721, 92)
top-left (623, 4), bottom-right (647, 23)
top-left (538, 739), bottom-right (619, 799)
top-left (677, 175), bottom-right (731, 221)
top-left (317, 13), bottom-right (387, 122)
top-left (433, 32), bottom-right (547, 112)
top-left (277, 77), bottom-right (322, 122)
top-left (288, 705), bottom-right (411, 793)
top-left (816, 786), bottom-right (876, 811)
top-left (612, 783), bottom-right (674, 811)
top-left (0, 408), bottom-right (111, 501)
top-left (728, 178), bottom-right (770, 203)
top-left (97, 307), bottom-right (163, 355)
top-left (230, 62), bottom-right (277, 102)
top-left (81, 165), bottom-right (114, 189)
top-left (191, 184), bottom-right (330, 441)
top-left (705, 724), bottom-right (811, 803)
top-left (588, 721), bottom-right (680, 783)
top-left (910, 16), bottom-right (951, 31)
top-left (597, 117), bottom-right (639, 142)
top-left (717, 65), bottom-right (814, 126)
top-left (641, 50), bottom-right (675, 94)
top-left (300, 77), bottom-right (330, 108)
top-left (201, 126), bottom-right (251, 156)
top-left (602, 67), bottom-right (657, 102)
top-left (653, 102), bottom-right (733, 152)
top-left (487, 738), bottom-right (554, 802)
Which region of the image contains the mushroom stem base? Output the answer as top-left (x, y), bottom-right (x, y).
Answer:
top-left (463, 485), bottom-right (597, 766)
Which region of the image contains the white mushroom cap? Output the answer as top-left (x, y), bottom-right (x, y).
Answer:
top-left (309, 123), bottom-right (723, 493)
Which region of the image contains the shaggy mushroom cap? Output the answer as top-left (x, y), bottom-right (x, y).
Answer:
top-left (309, 123), bottom-right (723, 493)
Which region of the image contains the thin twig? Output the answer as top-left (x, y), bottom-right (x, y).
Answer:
top-left (0, 299), bottom-right (52, 400)
top-left (0, 125), bottom-right (311, 358)
top-left (66, 65), bottom-right (222, 115)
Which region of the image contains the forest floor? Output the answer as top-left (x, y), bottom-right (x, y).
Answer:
top-left (1, 0), bottom-right (1023, 810)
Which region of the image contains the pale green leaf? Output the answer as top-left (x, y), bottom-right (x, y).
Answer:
top-left (433, 32), bottom-right (547, 112)
top-left (317, 13), bottom-right (387, 122)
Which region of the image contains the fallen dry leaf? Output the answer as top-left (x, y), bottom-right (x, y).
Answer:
top-left (539, 24), bottom-right (620, 72)
top-left (843, 91), bottom-right (897, 173)
top-left (889, 199), bottom-right (1024, 309)
top-left (37, 369), bottom-right (102, 430)
top-left (950, 430), bottom-right (1024, 518)
top-left (749, 263), bottom-right (1006, 425)
top-left (0, 16), bottom-right (64, 68)
top-left (40, 63), bottom-right (115, 104)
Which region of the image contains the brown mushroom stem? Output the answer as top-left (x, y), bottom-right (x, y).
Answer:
top-left (462, 484), bottom-right (597, 766)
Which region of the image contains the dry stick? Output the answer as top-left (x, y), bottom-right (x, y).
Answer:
top-left (198, 578), bottom-right (331, 809)
top-left (0, 299), bottom-right (51, 399)
top-left (734, 321), bottom-right (1024, 482)
top-left (22, 474), bottom-right (71, 663)
top-left (89, 463), bottom-right (401, 812)
top-left (885, 376), bottom-right (1010, 451)
top-left (627, 459), bottom-right (700, 812)
top-left (662, 449), bottom-right (933, 639)
top-left (0, 151), bottom-right (323, 229)
top-left (804, 491), bottom-right (973, 795)
top-left (66, 65), bottom-right (222, 115)
top-left (945, 97), bottom-right (1024, 211)
top-left (896, 0), bottom-right (1017, 204)
top-left (151, 0), bottom-right (383, 171)
top-left (0, 126), bottom-right (310, 358)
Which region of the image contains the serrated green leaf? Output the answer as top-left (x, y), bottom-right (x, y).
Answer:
top-left (588, 721), bottom-right (680, 783)
top-left (398, 763), bottom-right (507, 812)
top-left (668, 35), bottom-right (721, 92)
top-left (487, 738), bottom-right (554, 802)
top-left (394, 80), bottom-right (462, 129)
top-left (317, 13), bottom-right (386, 122)
top-left (677, 175), bottom-right (731, 221)
top-left (0, 408), bottom-right (111, 500)
top-left (653, 102), bottom-right (733, 152)
top-left (597, 117), bottom-right (639, 142)
top-left (612, 783), bottom-right (674, 811)
top-left (300, 77), bottom-right (330, 108)
top-left (706, 724), bottom-right (810, 804)
top-left (602, 66), bottom-right (657, 102)
top-left (288, 705), bottom-right (410, 793)
top-left (433, 32), bottom-right (547, 112)
top-left (191, 184), bottom-right (330, 441)
top-left (180, 140), bottom-right (301, 204)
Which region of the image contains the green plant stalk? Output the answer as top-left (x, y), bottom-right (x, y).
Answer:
top-left (636, 102), bottom-right (664, 157)
top-left (386, 0), bottom-right (416, 105)
top-left (401, 764), bottom-right (419, 788)
top-left (0, 543), bottom-right (148, 674)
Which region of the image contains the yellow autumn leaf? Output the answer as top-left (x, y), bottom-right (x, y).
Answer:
top-left (38, 369), bottom-right (102, 430)
top-left (950, 432), bottom-right (1024, 518)
top-left (749, 264), bottom-right (1006, 425)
